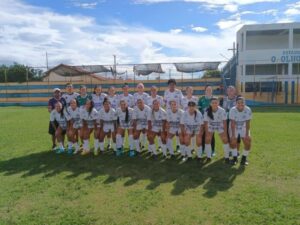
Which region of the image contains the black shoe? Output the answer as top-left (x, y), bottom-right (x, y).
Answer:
top-left (169, 154), bottom-right (175, 159)
top-left (176, 145), bottom-right (180, 151)
top-left (231, 156), bottom-right (238, 165)
top-left (206, 157), bottom-right (212, 163)
top-left (152, 154), bottom-right (157, 159)
top-left (106, 144), bottom-right (111, 151)
top-left (240, 156), bottom-right (248, 165)
top-left (224, 158), bottom-right (230, 164)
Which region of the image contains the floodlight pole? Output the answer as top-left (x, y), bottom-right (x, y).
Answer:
top-left (113, 54), bottom-right (117, 80)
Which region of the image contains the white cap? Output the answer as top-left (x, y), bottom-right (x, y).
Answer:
top-left (53, 88), bottom-right (61, 92)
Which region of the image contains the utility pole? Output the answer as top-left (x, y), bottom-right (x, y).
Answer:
top-left (46, 52), bottom-right (49, 70)
top-left (228, 42), bottom-right (237, 56)
top-left (113, 54), bottom-right (117, 79)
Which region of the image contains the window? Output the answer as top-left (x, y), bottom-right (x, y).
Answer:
top-left (293, 29), bottom-right (300, 48)
top-left (245, 82), bottom-right (282, 92)
top-left (246, 29), bottom-right (289, 50)
top-left (293, 63), bottom-right (300, 75)
top-left (245, 64), bottom-right (288, 75)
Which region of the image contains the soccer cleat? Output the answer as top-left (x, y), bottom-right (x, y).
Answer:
top-left (205, 157), bottom-right (212, 163)
top-left (106, 144), bottom-right (111, 151)
top-left (73, 149), bottom-right (80, 155)
top-left (129, 150), bottom-right (136, 157)
top-left (240, 156), bottom-right (248, 165)
top-left (67, 148), bottom-right (73, 155)
top-left (116, 148), bottom-right (122, 157)
top-left (169, 154), bottom-right (175, 159)
top-left (176, 145), bottom-right (180, 153)
top-left (52, 144), bottom-right (57, 151)
top-left (212, 149), bottom-right (216, 157)
top-left (231, 157), bottom-right (238, 165)
top-left (224, 158), bottom-right (230, 164)
top-left (56, 147), bottom-right (65, 154)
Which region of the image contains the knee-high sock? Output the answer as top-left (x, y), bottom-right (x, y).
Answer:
top-left (83, 139), bottom-right (89, 150)
top-left (232, 148), bottom-right (238, 157)
top-left (151, 144), bottom-right (157, 155)
top-left (99, 142), bottom-right (104, 151)
top-left (128, 134), bottom-right (134, 150)
top-left (157, 136), bottom-right (162, 147)
top-left (181, 145), bottom-right (186, 156)
top-left (186, 146), bottom-right (192, 157)
top-left (223, 143), bottom-right (230, 158)
top-left (205, 144), bottom-right (212, 158)
top-left (94, 139), bottom-right (99, 150)
top-left (116, 134), bottom-right (123, 149)
top-left (197, 146), bottom-right (203, 158)
top-left (191, 136), bottom-right (196, 149)
top-left (161, 144), bottom-right (167, 156)
top-left (135, 139), bottom-right (141, 152)
top-left (176, 136), bottom-right (180, 146)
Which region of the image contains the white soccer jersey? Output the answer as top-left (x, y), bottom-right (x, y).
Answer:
top-left (99, 108), bottom-right (117, 132)
top-left (147, 107), bottom-right (167, 132)
top-left (132, 105), bottom-right (151, 130)
top-left (118, 94), bottom-right (134, 108)
top-left (107, 95), bottom-right (119, 109)
top-left (62, 92), bottom-right (79, 106)
top-left (164, 89), bottom-right (183, 110)
top-left (229, 106), bottom-right (252, 137)
top-left (116, 107), bottom-right (134, 129)
top-left (180, 110), bottom-right (204, 134)
top-left (133, 92), bottom-right (149, 105)
top-left (181, 96), bottom-right (198, 111)
top-left (65, 106), bottom-right (82, 129)
top-left (166, 108), bottom-right (184, 134)
top-left (204, 106), bottom-right (227, 133)
top-left (50, 110), bottom-right (67, 130)
top-left (92, 93), bottom-right (107, 111)
top-left (80, 108), bottom-right (98, 129)
top-left (146, 95), bottom-right (165, 108)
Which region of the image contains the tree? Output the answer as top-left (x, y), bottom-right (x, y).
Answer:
top-left (202, 70), bottom-right (221, 78)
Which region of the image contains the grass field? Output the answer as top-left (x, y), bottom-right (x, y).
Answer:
top-left (0, 107), bottom-right (299, 225)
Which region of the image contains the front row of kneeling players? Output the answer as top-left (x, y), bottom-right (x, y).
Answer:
top-left (50, 95), bottom-right (252, 165)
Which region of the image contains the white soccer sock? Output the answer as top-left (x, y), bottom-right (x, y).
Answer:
top-left (167, 138), bottom-right (174, 155)
top-left (205, 144), bottom-right (212, 158)
top-left (94, 139), bottom-right (99, 150)
top-left (140, 133), bottom-right (146, 146)
top-left (129, 134), bottom-right (134, 150)
top-left (180, 144), bottom-right (186, 156)
top-left (161, 144), bottom-right (167, 156)
top-left (186, 146), bottom-right (192, 158)
top-left (112, 141), bottom-right (116, 151)
top-left (68, 141), bottom-right (73, 149)
top-left (158, 137), bottom-right (162, 147)
top-left (59, 142), bottom-right (64, 149)
top-left (148, 144), bottom-right (154, 153)
top-left (243, 149), bottom-right (249, 157)
top-left (116, 134), bottom-right (122, 149)
top-left (197, 146), bottom-right (203, 158)
top-left (151, 144), bottom-right (157, 155)
top-left (232, 148), bottom-right (238, 157)
top-left (135, 139), bottom-right (141, 152)
top-left (83, 140), bottom-right (89, 150)
top-left (99, 142), bottom-right (105, 151)
top-left (223, 143), bottom-right (230, 158)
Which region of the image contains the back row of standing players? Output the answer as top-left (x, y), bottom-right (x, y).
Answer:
top-left (48, 79), bottom-right (252, 165)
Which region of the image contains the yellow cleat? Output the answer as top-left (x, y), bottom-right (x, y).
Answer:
top-left (81, 149), bottom-right (90, 156)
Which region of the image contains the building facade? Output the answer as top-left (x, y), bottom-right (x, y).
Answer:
top-left (236, 23), bottom-right (300, 104)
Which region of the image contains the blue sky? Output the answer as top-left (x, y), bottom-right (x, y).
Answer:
top-left (0, 0), bottom-right (300, 70)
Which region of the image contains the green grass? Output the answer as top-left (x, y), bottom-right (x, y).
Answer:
top-left (0, 107), bottom-right (299, 225)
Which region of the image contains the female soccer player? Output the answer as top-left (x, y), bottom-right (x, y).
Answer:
top-left (147, 99), bottom-right (167, 158)
top-left (146, 85), bottom-right (164, 108)
top-left (62, 83), bottom-right (79, 106)
top-left (163, 79), bottom-right (183, 110)
top-left (133, 83), bottom-right (149, 105)
top-left (65, 99), bottom-right (82, 154)
top-left (80, 99), bottom-right (98, 155)
top-left (181, 86), bottom-right (198, 111)
top-left (116, 100), bottom-right (134, 156)
top-left (132, 98), bottom-right (151, 156)
top-left (91, 85), bottom-right (107, 111)
top-left (76, 85), bottom-right (92, 108)
top-left (180, 101), bottom-right (204, 161)
top-left (229, 96), bottom-right (252, 165)
top-left (98, 98), bottom-right (117, 155)
top-left (198, 85), bottom-right (216, 156)
top-left (166, 100), bottom-right (184, 158)
top-left (118, 83), bottom-right (134, 108)
top-left (106, 86), bottom-right (118, 151)
top-left (50, 101), bottom-right (67, 154)
top-left (204, 97), bottom-right (230, 163)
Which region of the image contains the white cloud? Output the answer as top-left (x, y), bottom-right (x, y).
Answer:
top-left (170, 29), bottom-right (183, 34)
top-left (0, 0), bottom-right (250, 69)
top-left (223, 4), bottom-right (238, 12)
top-left (284, 8), bottom-right (300, 16)
top-left (191, 26), bottom-right (207, 32)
